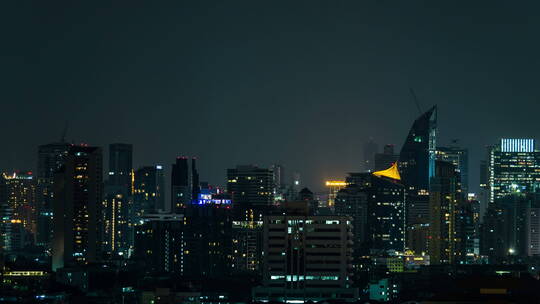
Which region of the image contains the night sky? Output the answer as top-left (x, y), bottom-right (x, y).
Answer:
top-left (3, 1), bottom-right (540, 193)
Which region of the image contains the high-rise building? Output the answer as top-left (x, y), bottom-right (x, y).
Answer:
top-left (231, 220), bottom-right (263, 274)
top-left (133, 165), bottom-right (165, 216)
top-left (398, 106), bottom-right (436, 254)
top-left (134, 213), bottom-right (186, 274)
top-left (436, 145), bottom-right (469, 195)
top-left (107, 144), bottom-right (133, 196)
top-left (103, 144), bottom-right (134, 256)
top-left (363, 138), bottom-right (378, 172)
top-left (52, 146), bottom-right (103, 271)
top-left (171, 157), bottom-right (199, 213)
top-left (227, 165), bottom-right (274, 221)
top-left (135, 197), bottom-right (233, 278)
top-left (252, 203), bottom-right (358, 303)
top-left (374, 144), bottom-right (399, 171)
top-left (398, 106), bottom-right (437, 192)
top-left (428, 161), bottom-right (461, 265)
top-left (481, 192), bottom-right (540, 262)
top-left (0, 172), bottom-right (37, 251)
top-left (487, 139), bottom-right (540, 204)
top-left (36, 142), bottom-right (70, 248)
top-left (336, 163), bottom-right (405, 255)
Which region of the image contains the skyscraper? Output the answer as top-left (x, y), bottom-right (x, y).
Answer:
top-left (133, 165), bottom-right (165, 215)
top-left (36, 142), bottom-right (70, 248)
top-left (399, 106), bottom-right (436, 254)
top-left (436, 145), bottom-right (469, 195)
top-left (107, 143), bottom-right (133, 196)
top-left (52, 146), bottom-right (103, 271)
top-left (487, 139), bottom-right (540, 204)
top-left (398, 106), bottom-right (437, 192)
top-left (227, 165), bottom-right (274, 221)
top-left (428, 161), bottom-right (461, 265)
top-left (0, 171), bottom-right (37, 251)
top-left (171, 157), bottom-right (199, 213)
top-left (103, 144), bottom-right (133, 256)
top-left (337, 163), bottom-right (405, 255)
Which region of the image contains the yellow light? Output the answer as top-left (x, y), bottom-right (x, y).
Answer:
top-left (325, 181), bottom-right (347, 187)
top-left (372, 162), bottom-right (401, 181)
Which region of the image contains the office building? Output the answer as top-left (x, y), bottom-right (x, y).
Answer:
top-left (1, 172), bottom-right (37, 246)
top-left (103, 143), bottom-right (133, 256)
top-left (436, 145), bottom-right (469, 195)
top-left (134, 213), bottom-right (186, 274)
top-left (36, 142), bottom-right (70, 248)
top-left (52, 146), bottom-right (103, 271)
top-left (227, 165), bottom-right (274, 221)
top-left (1, 172), bottom-right (36, 252)
top-left (171, 157), bottom-right (199, 213)
top-left (231, 220), bottom-right (263, 274)
top-left (428, 161), bottom-right (461, 265)
top-left (107, 143), bottom-right (133, 196)
top-left (487, 138), bottom-right (540, 204)
top-left (133, 165), bottom-right (165, 216)
top-left (336, 163), bottom-right (405, 255)
top-left (398, 106), bottom-right (437, 192)
top-left (252, 203), bottom-right (358, 303)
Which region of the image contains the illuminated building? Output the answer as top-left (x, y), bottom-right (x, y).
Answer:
top-left (398, 106), bottom-right (437, 191)
top-left (36, 142), bottom-right (70, 248)
top-left (374, 144), bottom-right (399, 171)
top-left (428, 161), bottom-right (461, 265)
top-left (0, 171), bottom-right (36, 251)
top-left (336, 166), bottom-right (405, 255)
top-left (135, 196), bottom-right (233, 278)
top-left (271, 164), bottom-right (285, 202)
top-left (231, 220), bottom-right (263, 274)
top-left (108, 143), bottom-right (133, 196)
top-left (436, 145), bottom-right (469, 195)
top-left (171, 157), bottom-right (199, 213)
top-left (481, 192), bottom-right (540, 262)
top-left (134, 214), bottom-right (186, 274)
top-left (133, 165), bottom-right (165, 217)
top-left (398, 106), bottom-right (436, 230)
top-left (227, 165), bottom-right (274, 221)
top-left (325, 180), bottom-right (347, 207)
top-left (487, 139), bottom-right (540, 204)
top-left (52, 146), bottom-right (103, 271)
top-left (253, 202), bottom-right (358, 303)
top-left (103, 143), bottom-right (134, 256)
top-left (455, 198), bottom-right (480, 264)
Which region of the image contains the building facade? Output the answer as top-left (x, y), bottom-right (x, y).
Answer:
top-left (52, 146), bottom-right (103, 271)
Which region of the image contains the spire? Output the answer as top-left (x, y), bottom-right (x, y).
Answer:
top-left (372, 162), bottom-right (401, 181)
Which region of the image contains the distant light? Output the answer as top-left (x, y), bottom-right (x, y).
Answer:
top-left (325, 181), bottom-right (347, 187)
top-left (508, 248), bottom-right (515, 254)
top-left (156, 165), bottom-right (163, 170)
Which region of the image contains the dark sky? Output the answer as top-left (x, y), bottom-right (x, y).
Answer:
top-left (3, 1), bottom-right (540, 193)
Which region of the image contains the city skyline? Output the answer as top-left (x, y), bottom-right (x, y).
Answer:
top-left (5, 1), bottom-right (540, 192)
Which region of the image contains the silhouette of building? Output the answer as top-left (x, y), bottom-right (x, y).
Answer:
top-left (374, 144), bottom-right (399, 171)
top-left (52, 146), bottom-right (103, 271)
top-left (36, 142), bottom-right (70, 248)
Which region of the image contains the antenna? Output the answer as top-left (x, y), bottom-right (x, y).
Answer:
top-left (60, 121), bottom-right (68, 143)
top-left (409, 88), bottom-right (422, 114)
